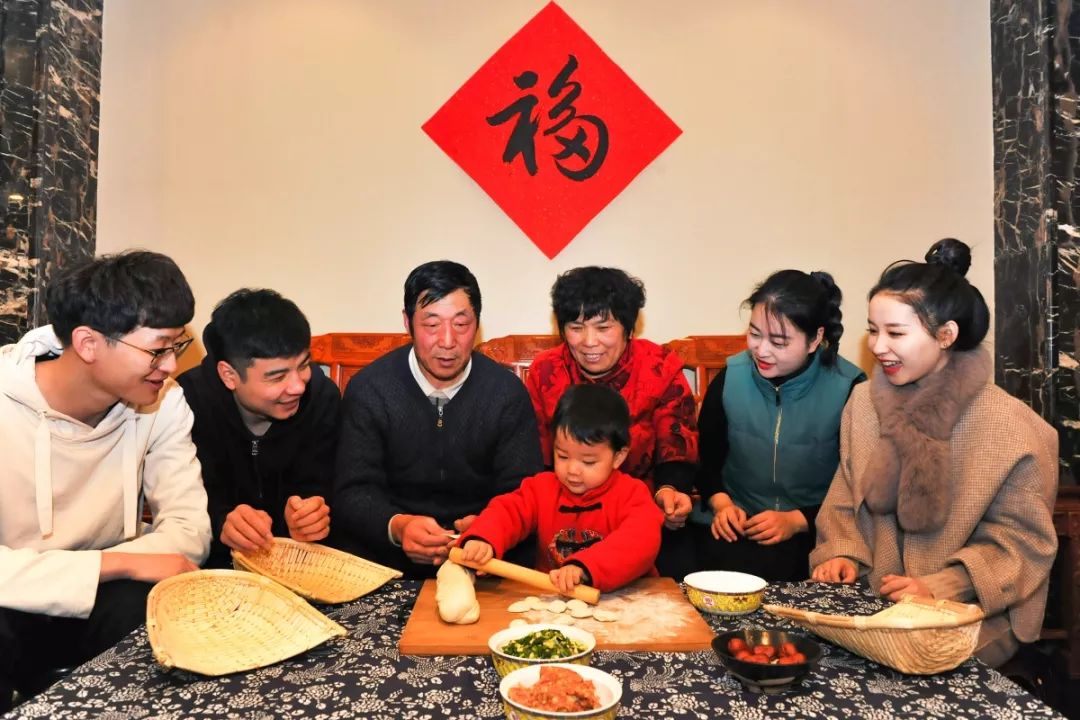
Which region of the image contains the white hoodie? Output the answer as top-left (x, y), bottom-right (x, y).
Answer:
top-left (0, 326), bottom-right (211, 618)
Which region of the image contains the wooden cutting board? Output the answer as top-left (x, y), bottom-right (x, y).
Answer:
top-left (398, 576), bottom-right (715, 655)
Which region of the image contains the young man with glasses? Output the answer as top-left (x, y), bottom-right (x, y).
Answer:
top-left (0, 251), bottom-right (211, 711)
top-left (177, 289), bottom-right (339, 568)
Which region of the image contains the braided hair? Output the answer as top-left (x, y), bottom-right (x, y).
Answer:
top-left (745, 269), bottom-right (844, 367)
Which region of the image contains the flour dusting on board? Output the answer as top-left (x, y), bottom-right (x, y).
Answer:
top-left (518, 586), bottom-right (698, 644)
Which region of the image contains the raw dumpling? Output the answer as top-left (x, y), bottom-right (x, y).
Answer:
top-left (547, 600), bottom-right (567, 614)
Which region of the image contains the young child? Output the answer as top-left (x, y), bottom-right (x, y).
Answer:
top-left (458, 384), bottom-right (664, 594)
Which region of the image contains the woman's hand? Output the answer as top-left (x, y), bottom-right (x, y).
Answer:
top-left (811, 557), bottom-right (857, 583)
top-left (744, 509), bottom-right (807, 545)
top-left (709, 493), bottom-right (747, 542)
top-left (879, 574), bottom-right (932, 602)
top-left (654, 486), bottom-right (693, 530)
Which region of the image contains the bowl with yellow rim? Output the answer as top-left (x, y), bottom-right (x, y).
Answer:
top-left (488, 624), bottom-right (595, 678)
top-left (498, 663), bottom-right (621, 720)
top-left (684, 571), bottom-right (767, 616)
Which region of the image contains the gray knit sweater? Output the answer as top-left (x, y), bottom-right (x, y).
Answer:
top-left (332, 345), bottom-right (543, 577)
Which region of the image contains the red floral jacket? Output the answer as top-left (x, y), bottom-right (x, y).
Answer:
top-left (525, 339), bottom-right (699, 493)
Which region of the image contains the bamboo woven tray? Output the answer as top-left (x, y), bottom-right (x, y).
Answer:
top-left (232, 538), bottom-right (403, 604)
top-left (764, 595), bottom-right (984, 674)
top-left (147, 570), bottom-right (346, 676)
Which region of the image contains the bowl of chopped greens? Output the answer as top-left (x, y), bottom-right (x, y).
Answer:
top-left (488, 624), bottom-right (596, 677)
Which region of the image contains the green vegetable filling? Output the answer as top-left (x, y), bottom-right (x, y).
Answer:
top-left (500, 629), bottom-right (587, 660)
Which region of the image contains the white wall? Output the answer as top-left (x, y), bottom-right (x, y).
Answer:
top-left (97, 1), bottom-right (992, 371)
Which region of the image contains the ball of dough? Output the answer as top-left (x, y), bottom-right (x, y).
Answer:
top-left (435, 561), bottom-right (479, 625)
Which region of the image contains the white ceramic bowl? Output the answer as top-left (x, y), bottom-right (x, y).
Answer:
top-left (488, 623), bottom-right (596, 677)
top-left (498, 662), bottom-right (622, 720)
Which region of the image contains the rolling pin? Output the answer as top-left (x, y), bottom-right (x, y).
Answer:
top-left (448, 547), bottom-right (601, 605)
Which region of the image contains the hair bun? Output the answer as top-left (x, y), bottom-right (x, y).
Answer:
top-left (925, 238), bottom-right (971, 277)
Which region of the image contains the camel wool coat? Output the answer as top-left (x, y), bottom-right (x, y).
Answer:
top-left (811, 351), bottom-right (1058, 666)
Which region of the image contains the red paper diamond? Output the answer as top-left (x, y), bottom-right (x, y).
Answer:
top-left (423, 2), bottom-right (681, 258)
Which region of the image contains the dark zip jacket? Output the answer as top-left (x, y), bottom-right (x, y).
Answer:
top-left (177, 328), bottom-right (341, 568)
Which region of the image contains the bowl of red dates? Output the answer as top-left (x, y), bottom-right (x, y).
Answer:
top-left (711, 629), bottom-right (821, 693)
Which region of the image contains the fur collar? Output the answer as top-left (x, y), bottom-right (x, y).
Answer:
top-left (862, 347), bottom-right (991, 532)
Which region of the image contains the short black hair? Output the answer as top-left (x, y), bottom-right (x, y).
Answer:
top-left (403, 261), bottom-right (481, 333)
top-left (551, 384), bottom-right (631, 453)
top-left (746, 269), bottom-right (845, 367)
top-left (551, 266), bottom-right (645, 338)
top-left (204, 289), bottom-right (311, 379)
top-left (870, 238), bottom-right (990, 351)
top-left (46, 250), bottom-right (195, 346)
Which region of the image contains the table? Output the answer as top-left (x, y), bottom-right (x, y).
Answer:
top-left (3, 580), bottom-right (1064, 719)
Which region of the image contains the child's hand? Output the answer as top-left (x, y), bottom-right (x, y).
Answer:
top-left (460, 539), bottom-right (494, 565)
top-left (549, 565), bottom-right (585, 596)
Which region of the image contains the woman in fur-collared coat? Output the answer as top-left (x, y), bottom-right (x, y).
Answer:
top-left (810, 238), bottom-right (1059, 667)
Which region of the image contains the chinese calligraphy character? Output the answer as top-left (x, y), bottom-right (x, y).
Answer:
top-left (486, 55), bottom-right (609, 181)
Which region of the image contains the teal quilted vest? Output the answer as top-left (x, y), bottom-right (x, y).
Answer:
top-left (721, 350), bottom-right (864, 514)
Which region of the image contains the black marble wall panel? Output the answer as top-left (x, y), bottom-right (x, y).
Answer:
top-left (1049, 1), bottom-right (1080, 482)
top-left (992, 0), bottom-right (1080, 483)
top-left (0, 0), bottom-right (100, 345)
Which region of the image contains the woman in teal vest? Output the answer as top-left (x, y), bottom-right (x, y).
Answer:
top-left (696, 270), bottom-right (865, 581)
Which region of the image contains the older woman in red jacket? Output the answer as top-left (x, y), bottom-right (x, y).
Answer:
top-left (526, 266), bottom-right (699, 579)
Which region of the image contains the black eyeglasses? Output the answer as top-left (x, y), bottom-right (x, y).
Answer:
top-left (102, 333), bottom-right (194, 368)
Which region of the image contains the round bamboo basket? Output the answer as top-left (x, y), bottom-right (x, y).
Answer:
top-left (146, 569), bottom-right (346, 676)
top-left (232, 538), bottom-right (403, 604)
top-left (764, 595), bottom-right (984, 674)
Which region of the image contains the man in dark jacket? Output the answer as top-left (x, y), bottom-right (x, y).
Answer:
top-left (178, 289), bottom-right (340, 568)
top-left (333, 261), bottom-right (542, 577)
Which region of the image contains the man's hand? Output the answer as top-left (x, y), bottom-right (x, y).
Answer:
top-left (744, 509), bottom-right (807, 545)
top-left (100, 552), bottom-right (198, 583)
top-left (654, 487), bottom-right (693, 530)
top-left (221, 504), bottom-right (274, 552)
top-left (453, 515), bottom-right (477, 534)
top-left (284, 495), bottom-right (330, 543)
top-left (393, 515), bottom-right (455, 565)
top-left (879, 574), bottom-right (932, 602)
top-left (461, 539), bottom-right (494, 565)
top-left (811, 557), bottom-right (858, 584)
top-left (708, 493), bottom-right (747, 542)
top-left (549, 565), bottom-right (585, 596)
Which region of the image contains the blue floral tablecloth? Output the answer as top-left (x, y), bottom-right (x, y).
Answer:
top-left (4, 579), bottom-right (1063, 719)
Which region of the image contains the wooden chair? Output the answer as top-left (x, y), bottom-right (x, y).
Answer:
top-left (476, 334), bottom-right (562, 383)
top-left (662, 335), bottom-right (747, 409)
top-left (310, 332), bottom-right (411, 394)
